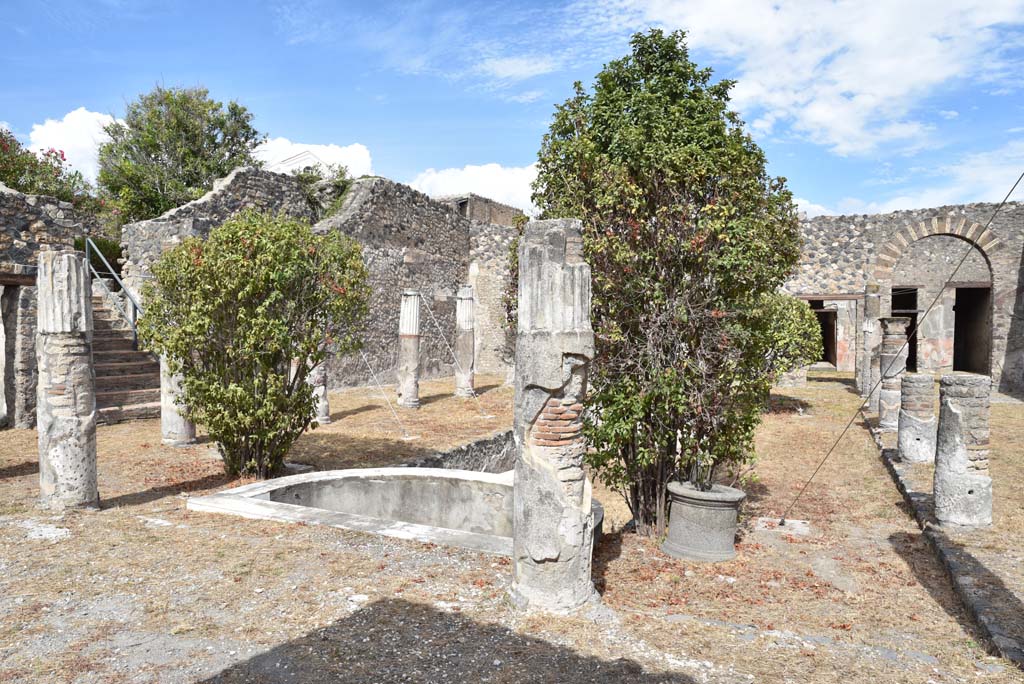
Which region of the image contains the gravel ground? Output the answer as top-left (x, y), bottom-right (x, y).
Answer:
top-left (0, 373), bottom-right (1019, 682)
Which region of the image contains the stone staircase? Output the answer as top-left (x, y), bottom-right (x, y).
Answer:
top-left (91, 295), bottom-right (161, 424)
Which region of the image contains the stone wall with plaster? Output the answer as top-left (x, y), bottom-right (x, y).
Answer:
top-left (787, 202), bottom-right (1024, 394)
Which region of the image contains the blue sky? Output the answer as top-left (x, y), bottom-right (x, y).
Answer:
top-left (3, 0), bottom-right (1024, 216)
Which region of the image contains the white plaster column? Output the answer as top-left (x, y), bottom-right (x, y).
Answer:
top-left (160, 356), bottom-right (196, 446)
top-left (397, 291), bottom-right (421, 409)
top-left (454, 284), bottom-right (475, 397)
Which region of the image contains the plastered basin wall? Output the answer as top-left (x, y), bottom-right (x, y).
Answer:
top-left (267, 469), bottom-right (514, 537)
top-left (188, 466), bottom-right (604, 556)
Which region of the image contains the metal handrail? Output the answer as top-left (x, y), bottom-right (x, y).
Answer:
top-left (85, 237), bottom-right (142, 349)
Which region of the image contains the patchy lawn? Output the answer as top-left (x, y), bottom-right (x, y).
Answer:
top-left (0, 372), bottom-right (1017, 682)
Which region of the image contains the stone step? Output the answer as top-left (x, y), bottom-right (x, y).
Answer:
top-left (94, 359), bottom-right (160, 377)
top-left (98, 401), bottom-right (161, 425)
top-left (96, 387), bottom-right (160, 408)
top-left (92, 336), bottom-right (136, 352)
top-left (92, 350), bottom-right (156, 365)
top-left (95, 372), bottom-right (160, 391)
top-left (92, 327), bottom-right (132, 338)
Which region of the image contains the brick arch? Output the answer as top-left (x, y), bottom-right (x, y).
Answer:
top-left (871, 215), bottom-right (1003, 283)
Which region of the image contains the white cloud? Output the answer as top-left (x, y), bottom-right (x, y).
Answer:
top-left (794, 197), bottom-right (834, 218)
top-left (476, 56), bottom-right (558, 82)
top-left (833, 140), bottom-right (1024, 214)
top-left (573, 1), bottom-right (1024, 155)
top-left (28, 107), bottom-right (117, 183)
top-left (503, 90), bottom-right (545, 104)
top-left (254, 137), bottom-right (373, 177)
top-left (410, 162), bottom-right (538, 215)
top-left (0, 121), bottom-right (10, 132)
top-left (939, 110), bottom-right (959, 120)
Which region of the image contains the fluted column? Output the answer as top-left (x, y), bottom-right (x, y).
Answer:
top-left (454, 284), bottom-right (475, 397)
top-left (397, 291), bottom-right (421, 409)
top-left (36, 250), bottom-right (98, 510)
top-left (161, 356), bottom-right (196, 446)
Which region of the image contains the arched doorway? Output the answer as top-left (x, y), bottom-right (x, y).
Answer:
top-left (879, 225), bottom-right (995, 376)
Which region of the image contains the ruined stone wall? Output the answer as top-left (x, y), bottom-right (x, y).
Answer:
top-left (0, 183), bottom-right (83, 278)
top-left (469, 221), bottom-right (516, 375)
top-left (0, 183), bottom-right (91, 428)
top-left (787, 202), bottom-right (1024, 394)
top-left (120, 167), bottom-right (313, 297)
top-left (891, 235), bottom-right (990, 372)
top-left (316, 178), bottom-right (471, 388)
top-left (441, 194), bottom-right (524, 228)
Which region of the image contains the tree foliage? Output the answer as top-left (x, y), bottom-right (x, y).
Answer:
top-left (138, 210), bottom-right (369, 478)
top-left (0, 129), bottom-right (96, 207)
top-left (97, 86), bottom-right (263, 225)
top-left (533, 29), bottom-right (819, 534)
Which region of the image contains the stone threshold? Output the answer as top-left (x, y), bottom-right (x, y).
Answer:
top-left (865, 419), bottom-right (1024, 668)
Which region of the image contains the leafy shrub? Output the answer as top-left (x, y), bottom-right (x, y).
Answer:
top-left (138, 210), bottom-right (369, 478)
top-left (73, 236), bottom-right (123, 281)
top-left (532, 30), bottom-right (820, 534)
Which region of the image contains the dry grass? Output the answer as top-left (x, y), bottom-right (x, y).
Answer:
top-left (289, 373), bottom-right (513, 469)
top-left (0, 371), bottom-right (1019, 682)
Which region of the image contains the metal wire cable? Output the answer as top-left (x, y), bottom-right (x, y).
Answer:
top-left (779, 169), bottom-right (1024, 525)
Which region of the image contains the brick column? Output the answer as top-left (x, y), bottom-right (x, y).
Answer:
top-left (878, 317), bottom-right (909, 431)
top-left (934, 373), bottom-right (992, 527)
top-left (510, 218), bottom-right (596, 614)
top-left (860, 290), bottom-right (881, 410)
top-left (897, 373), bottom-right (936, 463)
top-left (36, 250), bottom-right (98, 510)
top-left (396, 290), bottom-right (421, 409)
top-left (454, 284), bottom-right (475, 397)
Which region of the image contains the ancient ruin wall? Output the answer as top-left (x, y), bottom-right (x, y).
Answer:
top-left (788, 202), bottom-right (1024, 394)
top-left (0, 183), bottom-right (93, 428)
top-left (120, 167), bottom-right (313, 297)
top-left (469, 221), bottom-right (517, 375)
top-left (0, 183), bottom-right (86, 278)
top-left (316, 177), bottom-right (472, 388)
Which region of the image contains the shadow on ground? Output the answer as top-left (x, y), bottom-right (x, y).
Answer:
top-left (890, 529), bottom-right (1024, 664)
top-left (767, 393), bottom-right (812, 414)
top-left (0, 460), bottom-right (37, 479)
top-left (592, 528), bottom-right (624, 595)
top-left (101, 472), bottom-right (234, 509)
top-left (198, 598), bottom-right (693, 684)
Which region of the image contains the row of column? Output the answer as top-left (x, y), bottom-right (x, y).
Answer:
top-left (395, 285), bottom-right (476, 409)
top-left (877, 316), bottom-right (993, 528)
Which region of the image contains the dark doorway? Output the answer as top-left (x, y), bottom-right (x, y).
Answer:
top-left (892, 287), bottom-right (918, 372)
top-left (809, 300), bottom-right (837, 366)
top-left (953, 287), bottom-right (991, 374)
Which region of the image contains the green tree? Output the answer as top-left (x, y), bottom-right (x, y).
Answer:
top-left (0, 129), bottom-right (95, 206)
top-left (97, 86), bottom-right (264, 224)
top-left (138, 210), bottom-right (369, 478)
top-left (533, 29), bottom-right (819, 535)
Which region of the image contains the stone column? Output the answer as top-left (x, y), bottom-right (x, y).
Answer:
top-left (897, 373), bottom-right (936, 463)
top-left (396, 290), bottom-right (421, 409)
top-left (160, 357), bottom-right (196, 446)
top-left (934, 373), bottom-right (992, 527)
top-left (510, 218), bottom-right (597, 614)
top-left (309, 360), bottom-right (331, 424)
top-left (36, 250), bottom-right (98, 510)
top-left (860, 291), bottom-right (882, 410)
top-left (454, 284), bottom-right (475, 397)
top-left (878, 317), bottom-right (910, 431)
